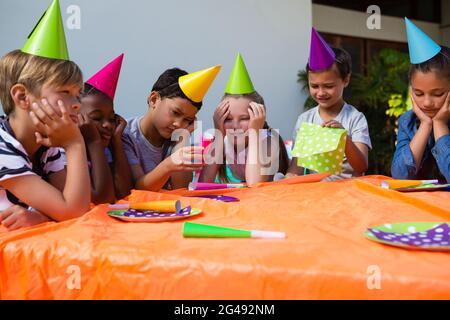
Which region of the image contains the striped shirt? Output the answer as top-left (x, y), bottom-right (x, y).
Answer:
top-left (0, 116), bottom-right (66, 210)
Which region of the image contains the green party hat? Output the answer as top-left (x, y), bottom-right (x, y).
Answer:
top-left (225, 53), bottom-right (255, 94)
top-left (22, 0), bottom-right (69, 60)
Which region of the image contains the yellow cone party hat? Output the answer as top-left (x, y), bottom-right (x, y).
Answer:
top-left (22, 0), bottom-right (69, 60)
top-left (178, 65), bottom-right (221, 103)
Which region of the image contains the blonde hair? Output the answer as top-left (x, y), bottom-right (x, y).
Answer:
top-left (217, 91), bottom-right (289, 183)
top-left (0, 50), bottom-right (83, 115)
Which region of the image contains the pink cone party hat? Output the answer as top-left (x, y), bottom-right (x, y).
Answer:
top-left (86, 53), bottom-right (124, 100)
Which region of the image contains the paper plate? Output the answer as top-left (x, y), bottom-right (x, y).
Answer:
top-left (108, 206), bottom-right (202, 222)
top-left (189, 195), bottom-right (239, 202)
top-left (395, 184), bottom-right (450, 192)
top-left (365, 222), bottom-right (450, 251)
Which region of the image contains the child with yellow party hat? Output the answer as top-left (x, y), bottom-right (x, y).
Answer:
top-left (122, 66), bottom-right (221, 191)
top-left (0, 0), bottom-right (90, 231)
top-left (199, 53), bottom-right (289, 185)
top-left (391, 19), bottom-right (450, 183)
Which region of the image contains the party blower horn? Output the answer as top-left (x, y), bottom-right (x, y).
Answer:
top-left (381, 179), bottom-right (438, 189)
top-left (183, 222), bottom-right (286, 239)
top-left (188, 182), bottom-right (245, 191)
top-left (109, 200), bottom-right (181, 212)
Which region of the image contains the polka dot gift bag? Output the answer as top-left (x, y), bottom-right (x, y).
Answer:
top-left (292, 122), bottom-right (347, 175)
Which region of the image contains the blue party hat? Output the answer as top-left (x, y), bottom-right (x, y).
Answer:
top-left (405, 17), bottom-right (441, 64)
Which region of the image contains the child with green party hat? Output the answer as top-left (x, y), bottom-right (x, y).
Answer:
top-left (0, 0), bottom-right (90, 231)
top-left (199, 53), bottom-right (289, 185)
top-left (122, 65), bottom-right (221, 191)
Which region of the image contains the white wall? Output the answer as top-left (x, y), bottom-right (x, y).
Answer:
top-left (0, 0), bottom-right (312, 139)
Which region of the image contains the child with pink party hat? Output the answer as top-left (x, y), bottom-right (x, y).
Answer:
top-left (286, 28), bottom-right (372, 180)
top-left (80, 53), bottom-right (133, 203)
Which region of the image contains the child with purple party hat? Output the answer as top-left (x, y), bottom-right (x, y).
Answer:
top-left (287, 28), bottom-right (372, 180)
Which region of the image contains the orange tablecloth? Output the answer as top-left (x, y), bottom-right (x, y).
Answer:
top-left (1, 174), bottom-right (449, 299)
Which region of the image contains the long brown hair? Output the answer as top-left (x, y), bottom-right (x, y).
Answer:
top-left (217, 92), bottom-right (289, 183)
top-left (408, 46), bottom-right (450, 82)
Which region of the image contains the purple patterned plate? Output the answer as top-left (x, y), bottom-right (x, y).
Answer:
top-left (365, 222), bottom-right (450, 251)
top-left (108, 206), bottom-right (202, 222)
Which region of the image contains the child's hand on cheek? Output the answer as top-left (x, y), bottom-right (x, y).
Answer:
top-left (410, 91), bottom-right (433, 126)
top-left (78, 113), bottom-right (102, 145)
top-left (213, 100), bottom-right (230, 136)
top-left (322, 120), bottom-right (344, 129)
top-left (113, 114), bottom-right (127, 139)
top-left (29, 99), bottom-right (83, 148)
top-left (432, 91), bottom-right (450, 124)
top-left (248, 102), bottom-right (266, 130)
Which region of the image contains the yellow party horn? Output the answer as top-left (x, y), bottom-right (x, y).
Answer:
top-left (381, 179), bottom-right (438, 189)
top-left (109, 200), bottom-right (181, 212)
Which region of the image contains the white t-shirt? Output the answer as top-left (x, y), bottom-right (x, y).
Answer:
top-left (292, 103), bottom-right (372, 179)
top-left (0, 117), bottom-right (66, 210)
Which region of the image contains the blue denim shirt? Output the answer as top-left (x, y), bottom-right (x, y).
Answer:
top-left (391, 110), bottom-right (450, 183)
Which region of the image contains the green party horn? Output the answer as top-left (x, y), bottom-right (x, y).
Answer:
top-left (183, 222), bottom-right (286, 239)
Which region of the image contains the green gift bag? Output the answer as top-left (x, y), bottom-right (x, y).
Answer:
top-left (292, 123), bottom-right (347, 175)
